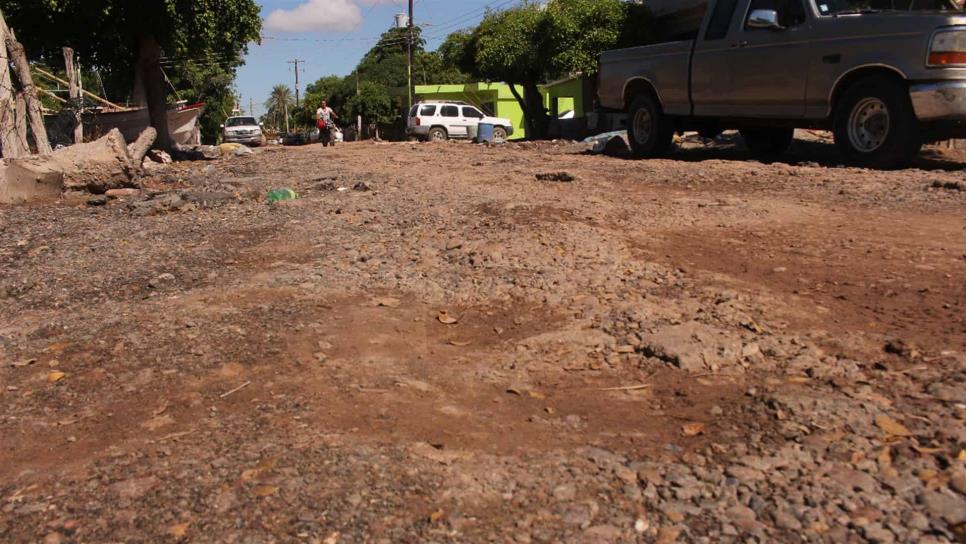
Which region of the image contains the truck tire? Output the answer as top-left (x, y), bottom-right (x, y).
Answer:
top-left (493, 126), bottom-right (508, 142)
top-left (628, 93), bottom-right (673, 158)
top-left (429, 127), bottom-right (448, 142)
top-left (833, 76), bottom-right (921, 169)
top-left (741, 127), bottom-right (794, 160)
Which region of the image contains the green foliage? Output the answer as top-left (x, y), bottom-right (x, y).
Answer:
top-left (545, 0), bottom-right (629, 76)
top-left (345, 81), bottom-right (394, 126)
top-left (0, 0), bottom-right (262, 143)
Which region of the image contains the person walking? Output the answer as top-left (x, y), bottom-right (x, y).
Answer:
top-left (316, 100), bottom-right (339, 147)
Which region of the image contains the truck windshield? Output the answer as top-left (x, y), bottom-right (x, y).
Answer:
top-left (816, 0), bottom-right (962, 14)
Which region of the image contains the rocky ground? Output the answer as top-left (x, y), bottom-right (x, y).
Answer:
top-left (1, 135), bottom-right (964, 543)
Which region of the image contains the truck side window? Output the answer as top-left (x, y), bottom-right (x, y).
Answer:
top-left (706, 0), bottom-right (741, 40)
top-left (747, 0), bottom-right (807, 28)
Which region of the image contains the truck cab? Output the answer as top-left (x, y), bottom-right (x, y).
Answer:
top-left (598, 0), bottom-right (966, 168)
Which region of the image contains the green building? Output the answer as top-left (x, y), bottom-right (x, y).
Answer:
top-left (415, 76), bottom-right (593, 140)
top-left (414, 82), bottom-right (529, 139)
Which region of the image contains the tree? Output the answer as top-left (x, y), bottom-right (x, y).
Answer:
top-left (462, 2), bottom-right (552, 138)
top-left (462, 0), bottom-right (648, 139)
top-left (0, 0), bottom-right (261, 149)
top-left (264, 85), bottom-right (294, 133)
top-left (345, 81), bottom-right (394, 139)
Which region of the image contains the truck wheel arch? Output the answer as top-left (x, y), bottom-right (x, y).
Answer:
top-left (623, 77), bottom-right (663, 110)
top-left (829, 65), bottom-right (907, 118)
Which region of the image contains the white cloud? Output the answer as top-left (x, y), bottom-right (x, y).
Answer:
top-left (264, 0), bottom-right (403, 33)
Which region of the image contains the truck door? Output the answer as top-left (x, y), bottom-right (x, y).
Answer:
top-left (692, 0), bottom-right (744, 116)
top-left (721, 0), bottom-right (810, 117)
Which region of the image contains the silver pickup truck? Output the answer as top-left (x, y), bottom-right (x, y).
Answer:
top-left (598, 0), bottom-right (966, 168)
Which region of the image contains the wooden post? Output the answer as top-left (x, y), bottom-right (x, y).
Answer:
top-left (5, 28), bottom-right (52, 154)
top-left (14, 94), bottom-right (26, 148)
top-left (64, 47), bottom-right (83, 144)
top-left (0, 9), bottom-right (26, 158)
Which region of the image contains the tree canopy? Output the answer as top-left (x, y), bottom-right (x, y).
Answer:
top-left (0, 0), bottom-right (262, 146)
top-left (461, 0), bottom-right (653, 138)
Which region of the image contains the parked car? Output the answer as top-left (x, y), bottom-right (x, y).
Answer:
top-left (221, 116), bottom-right (266, 146)
top-left (406, 101), bottom-right (515, 142)
top-left (598, 0), bottom-right (966, 168)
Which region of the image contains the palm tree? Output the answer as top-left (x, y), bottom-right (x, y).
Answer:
top-left (264, 85), bottom-right (294, 133)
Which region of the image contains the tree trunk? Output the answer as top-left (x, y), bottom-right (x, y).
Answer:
top-left (0, 10), bottom-right (27, 158)
top-left (507, 82), bottom-right (549, 140)
top-left (64, 47), bottom-right (83, 145)
top-left (524, 82), bottom-right (549, 140)
top-left (138, 34), bottom-right (171, 151)
top-left (5, 29), bottom-right (51, 153)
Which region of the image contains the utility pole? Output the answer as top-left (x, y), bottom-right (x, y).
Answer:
top-left (407, 0), bottom-right (414, 111)
top-left (288, 59), bottom-right (304, 107)
top-left (249, 97), bottom-right (254, 118)
top-left (356, 71), bottom-right (362, 141)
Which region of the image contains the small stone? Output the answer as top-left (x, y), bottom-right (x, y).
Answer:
top-left (920, 490), bottom-right (966, 524)
top-left (863, 523), bottom-right (895, 544)
top-left (950, 469), bottom-right (966, 496)
top-left (149, 273), bottom-right (177, 289)
top-left (634, 518), bottom-right (649, 533)
top-left (43, 533), bottom-right (64, 544)
top-left (725, 465), bottom-right (764, 482)
top-left (710, 405), bottom-right (724, 417)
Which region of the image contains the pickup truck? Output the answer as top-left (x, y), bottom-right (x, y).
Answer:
top-left (598, 0), bottom-right (966, 168)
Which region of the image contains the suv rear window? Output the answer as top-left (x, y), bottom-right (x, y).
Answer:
top-left (409, 105), bottom-right (419, 117)
top-left (419, 105), bottom-right (437, 116)
top-left (441, 105), bottom-right (459, 117)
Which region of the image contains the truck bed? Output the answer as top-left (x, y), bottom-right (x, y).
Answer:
top-left (598, 40), bottom-right (694, 116)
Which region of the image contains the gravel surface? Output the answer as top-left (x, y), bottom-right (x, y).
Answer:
top-left (1, 137), bottom-right (965, 543)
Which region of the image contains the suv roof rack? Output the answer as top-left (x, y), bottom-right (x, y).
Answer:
top-left (416, 100), bottom-right (470, 106)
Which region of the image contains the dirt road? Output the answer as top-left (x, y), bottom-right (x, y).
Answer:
top-left (1, 139), bottom-right (964, 543)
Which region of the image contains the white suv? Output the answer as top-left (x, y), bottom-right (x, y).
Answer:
top-left (407, 101), bottom-right (514, 142)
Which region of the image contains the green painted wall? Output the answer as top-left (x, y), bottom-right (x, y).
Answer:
top-left (542, 78), bottom-right (585, 118)
top-left (415, 83), bottom-right (528, 139)
top-left (415, 79), bottom-right (589, 139)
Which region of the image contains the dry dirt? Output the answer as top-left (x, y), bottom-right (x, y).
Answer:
top-left (1, 136), bottom-right (965, 543)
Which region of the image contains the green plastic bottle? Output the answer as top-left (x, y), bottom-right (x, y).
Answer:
top-left (267, 188), bottom-right (298, 203)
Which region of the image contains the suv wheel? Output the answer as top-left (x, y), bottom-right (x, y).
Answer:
top-left (741, 128), bottom-right (794, 160)
top-left (492, 126), bottom-right (508, 142)
top-left (428, 127), bottom-right (448, 142)
top-left (833, 75), bottom-right (921, 169)
top-left (627, 93), bottom-right (673, 158)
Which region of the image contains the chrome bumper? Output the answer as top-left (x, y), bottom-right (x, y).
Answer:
top-left (910, 81), bottom-right (966, 121)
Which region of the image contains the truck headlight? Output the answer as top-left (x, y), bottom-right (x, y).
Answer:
top-left (928, 28), bottom-right (966, 67)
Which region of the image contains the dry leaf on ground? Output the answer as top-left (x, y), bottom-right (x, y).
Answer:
top-left (682, 423), bottom-right (706, 437)
top-left (875, 415), bottom-right (912, 437)
top-left (437, 311), bottom-right (459, 325)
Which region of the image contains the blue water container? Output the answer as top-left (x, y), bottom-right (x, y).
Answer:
top-left (477, 123), bottom-right (494, 143)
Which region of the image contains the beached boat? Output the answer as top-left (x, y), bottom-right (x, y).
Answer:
top-left (83, 102), bottom-right (205, 146)
top-left (45, 102), bottom-right (205, 147)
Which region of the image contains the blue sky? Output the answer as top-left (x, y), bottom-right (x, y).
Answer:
top-left (236, 0), bottom-right (514, 117)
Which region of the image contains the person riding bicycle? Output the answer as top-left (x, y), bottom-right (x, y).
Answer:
top-left (316, 100), bottom-right (339, 147)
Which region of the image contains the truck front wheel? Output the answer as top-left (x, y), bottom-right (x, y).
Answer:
top-left (741, 128), bottom-right (794, 160)
top-left (833, 76), bottom-right (921, 169)
top-left (628, 94), bottom-right (673, 158)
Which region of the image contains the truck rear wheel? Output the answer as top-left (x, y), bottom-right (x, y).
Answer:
top-left (741, 127), bottom-right (794, 160)
top-left (833, 76), bottom-right (921, 169)
top-left (628, 94), bottom-right (673, 158)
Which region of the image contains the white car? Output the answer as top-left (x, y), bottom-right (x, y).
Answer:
top-left (406, 101), bottom-right (514, 142)
top-left (221, 116), bottom-right (266, 146)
